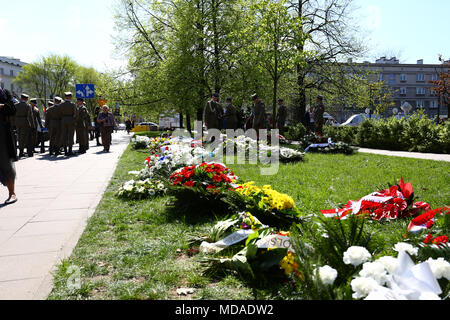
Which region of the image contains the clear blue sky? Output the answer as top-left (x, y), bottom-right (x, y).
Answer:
top-left (1, 0), bottom-right (449, 71)
top-left (353, 0), bottom-right (450, 64)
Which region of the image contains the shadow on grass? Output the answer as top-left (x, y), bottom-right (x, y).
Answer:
top-left (164, 200), bottom-right (228, 225)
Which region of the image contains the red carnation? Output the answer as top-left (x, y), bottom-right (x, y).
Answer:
top-left (424, 234), bottom-right (433, 244)
top-left (432, 236), bottom-right (449, 245)
top-left (183, 180), bottom-right (195, 187)
top-left (212, 175), bottom-right (222, 183)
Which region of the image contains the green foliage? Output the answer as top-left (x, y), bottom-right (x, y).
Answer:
top-left (326, 112), bottom-right (449, 154)
top-left (285, 123), bottom-right (307, 141)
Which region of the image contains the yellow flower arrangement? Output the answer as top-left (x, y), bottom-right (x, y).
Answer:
top-left (236, 182), bottom-right (295, 212)
top-left (279, 251), bottom-right (299, 276)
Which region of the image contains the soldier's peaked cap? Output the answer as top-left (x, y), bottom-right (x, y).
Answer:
top-left (64, 92), bottom-right (73, 96)
top-left (21, 93), bottom-right (29, 99)
top-left (30, 98), bottom-right (37, 104)
top-left (48, 101), bottom-right (54, 106)
top-left (77, 97), bottom-right (84, 102)
top-left (251, 93), bottom-right (258, 100)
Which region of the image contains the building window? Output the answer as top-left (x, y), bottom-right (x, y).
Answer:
top-left (416, 87), bottom-right (425, 95)
top-left (416, 73), bottom-right (425, 82)
top-left (389, 74), bottom-right (395, 85)
top-left (431, 74), bottom-right (438, 81)
top-left (417, 100), bottom-right (424, 108)
top-left (430, 100), bottom-right (438, 108)
top-left (400, 74), bottom-right (407, 82)
top-left (400, 87), bottom-right (407, 95)
top-left (378, 73), bottom-right (383, 81)
top-left (10, 70), bottom-right (14, 77)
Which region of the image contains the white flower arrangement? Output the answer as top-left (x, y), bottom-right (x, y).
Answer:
top-left (393, 242), bottom-right (418, 256)
top-left (117, 178), bottom-right (167, 199)
top-left (359, 261), bottom-right (389, 286)
top-left (426, 257), bottom-right (450, 281)
top-left (343, 246), bottom-right (372, 267)
top-left (132, 135), bottom-right (151, 149)
top-left (351, 277), bottom-right (380, 299)
top-left (316, 265), bottom-right (338, 286)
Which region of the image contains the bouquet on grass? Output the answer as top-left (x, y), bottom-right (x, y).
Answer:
top-left (321, 178), bottom-right (431, 221)
top-left (148, 137), bottom-right (171, 154)
top-left (194, 212), bottom-right (268, 254)
top-left (224, 181), bottom-right (303, 229)
top-left (168, 162), bottom-right (239, 214)
top-left (407, 207), bottom-right (450, 254)
top-left (117, 178), bottom-right (167, 200)
top-left (200, 228), bottom-right (300, 282)
top-left (131, 135), bottom-right (151, 150)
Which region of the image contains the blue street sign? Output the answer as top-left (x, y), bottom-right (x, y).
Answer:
top-left (76, 84), bottom-right (95, 99)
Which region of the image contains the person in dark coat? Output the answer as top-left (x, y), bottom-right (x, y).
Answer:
top-left (276, 99), bottom-right (287, 135)
top-left (224, 98), bottom-right (238, 130)
top-left (0, 88), bottom-right (18, 205)
top-left (251, 94), bottom-right (266, 139)
top-left (314, 95), bottom-right (325, 135)
top-left (203, 93), bottom-right (221, 130)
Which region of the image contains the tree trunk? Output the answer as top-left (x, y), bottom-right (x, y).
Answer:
top-left (186, 114), bottom-right (192, 133)
top-left (179, 112), bottom-right (184, 128)
top-left (295, 0), bottom-right (306, 124)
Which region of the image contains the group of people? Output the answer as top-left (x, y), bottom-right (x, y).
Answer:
top-left (0, 87), bottom-right (118, 205)
top-left (203, 93), bottom-right (288, 136)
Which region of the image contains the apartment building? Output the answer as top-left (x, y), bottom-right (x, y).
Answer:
top-left (0, 56), bottom-right (27, 96)
top-left (361, 57), bottom-right (448, 120)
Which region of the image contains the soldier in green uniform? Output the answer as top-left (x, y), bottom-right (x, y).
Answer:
top-left (29, 98), bottom-right (44, 153)
top-left (224, 97), bottom-right (238, 130)
top-left (203, 93), bottom-right (221, 130)
top-left (276, 99), bottom-right (287, 136)
top-left (75, 98), bottom-right (91, 154)
top-left (45, 100), bottom-right (55, 155)
top-left (59, 92), bottom-right (77, 156)
top-left (314, 95), bottom-right (325, 135)
top-left (13, 94), bottom-right (34, 157)
top-left (251, 94), bottom-right (266, 139)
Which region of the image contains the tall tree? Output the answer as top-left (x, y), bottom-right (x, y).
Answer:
top-left (288, 0), bottom-right (365, 123)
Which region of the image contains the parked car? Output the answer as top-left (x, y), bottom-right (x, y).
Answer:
top-left (117, 123), bottom-right (126, 130)
top-left (340, 114), bottom-right (381, 127)
top-left (323, 112), bottom-right (340, 126)
top-left (137, 122), bottom-right (159, 131)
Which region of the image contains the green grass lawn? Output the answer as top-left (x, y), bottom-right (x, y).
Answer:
top-left (47, 146), bottom-right (450, 300)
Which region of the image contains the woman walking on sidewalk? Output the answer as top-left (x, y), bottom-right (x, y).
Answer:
top-left (97, 105), bottom-right (117, 153)
top-left (0, 88), bottom-right (18, 205)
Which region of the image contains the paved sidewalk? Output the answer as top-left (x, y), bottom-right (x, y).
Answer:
top-left (357, 148), bottom-right (450, 162)
top-left (0, 131), bottom-right (131, 300)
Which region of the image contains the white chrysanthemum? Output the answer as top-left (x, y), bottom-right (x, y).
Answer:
top-left (393, 243), bottom-right (418, 256)
top-left (343, 246), bottom-right (372, 267)
top-left (419, 292), bottom-right (441, 300)
top-left (148, 189), bottom-right (156, 196)
top-left (359, 262), bottom-right (389, 285)
top-left (426, 257), bottom-right (450, 280)
top-left (317, 265), bottom-right (338, 286)
top-left (137, 187), bottom-right (145, 193)
top-left (351, 277), bottom-right (380, 299)
top-left (376, 256), bottom-right (399, 274)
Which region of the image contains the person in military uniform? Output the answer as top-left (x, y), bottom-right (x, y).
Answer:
top-left (276, 99), bottom-right (287, 135)
top-left (13, 94), bottom-right (34, 157)
top-left (59, 92), bottom-right (77, 156)
top-left (251, 94), bottom-right (266, 139)
top-left (30, 98), bottom-right (45, 153)
top-left (224, 98), bottom-right (238, 130)
top-left (203, 93), bottom-right (221, 131)
top-left (314, 95), bottom-right (325, 135)
top-left (75, 98), bottom-right (91, 154)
